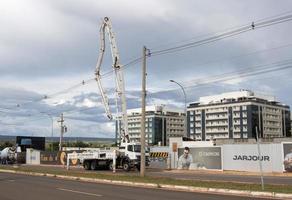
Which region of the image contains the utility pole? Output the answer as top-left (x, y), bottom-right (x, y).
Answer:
top-left (140, 46), bottom-right (147, 177)
top-left (58, 113), bottom-right (64, 151)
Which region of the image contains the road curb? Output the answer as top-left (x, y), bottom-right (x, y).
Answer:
top-left (1, 169), bottom-right (292, 199)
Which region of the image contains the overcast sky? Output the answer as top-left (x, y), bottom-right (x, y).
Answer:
top-left (1, 0), bottom-right (292, 138)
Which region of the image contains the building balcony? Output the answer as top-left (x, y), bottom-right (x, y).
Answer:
top-left (206, 116), bottom-right (228, 120)
top-left (264, 117), bottom-right (281, 122)
top-left (263, 109), bottom-right (281, 114)
top-left (205, 123), bottom-right (228, 127)
top-left (205, 109), bottom-right (228, 114)
top-left (263, 131), bottom-right (282, 136)
top-left (233, 128), bottom-right (247, 132)
top-left (264, 123), bottom-right (281, 128)
top-left (233, 121), bottom-right (241, 125)
top-left (205, 130), bottom-right (229, 133)
top-left (233, 115), bottom-right (247, 119)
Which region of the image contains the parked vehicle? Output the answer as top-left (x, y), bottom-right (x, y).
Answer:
top-left (67, 143), bottom-right (149, 171)
top-left (0, 146), bottom-right (21, 164)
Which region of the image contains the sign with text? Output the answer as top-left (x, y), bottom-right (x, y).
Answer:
top-left (172, 143), bottom-right (177, 152)
top-left (178, 147), bottom-right (222, 170)
top-left (223, 144), bottom-right (283, 172)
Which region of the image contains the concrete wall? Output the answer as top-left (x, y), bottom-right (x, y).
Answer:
top-left (26, 148), bottom-right (40, 165)
top-left (167, 137), bottom-right (289, 173)
top-left (222, 144), bottom-right (283, 172)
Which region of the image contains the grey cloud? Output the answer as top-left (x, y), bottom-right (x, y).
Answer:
top-left (1, 0), bottom-right (292, 137)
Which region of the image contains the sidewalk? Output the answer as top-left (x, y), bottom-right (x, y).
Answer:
top-left (166, 169), bottom-right (292, 177)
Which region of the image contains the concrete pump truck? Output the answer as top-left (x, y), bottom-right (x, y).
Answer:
top-left (67, 17), bottom-right (148, 171)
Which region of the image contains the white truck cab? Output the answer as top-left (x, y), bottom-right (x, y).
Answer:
top-left (117, 142), bottom-right (149, 171)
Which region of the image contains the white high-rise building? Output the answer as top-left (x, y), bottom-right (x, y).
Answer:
top-left (187, 90), bottom-right (291, 141)
top-left (116, 105), bottom-right (185, 146)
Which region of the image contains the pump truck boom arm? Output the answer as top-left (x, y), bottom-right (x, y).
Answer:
top-left (66, 17), bottom-right (150, 173)
top-left (94, 17), bottom-right (129, 143)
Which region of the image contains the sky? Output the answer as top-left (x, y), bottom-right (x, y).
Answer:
top-left (1, 0), bottom-right (292, 138)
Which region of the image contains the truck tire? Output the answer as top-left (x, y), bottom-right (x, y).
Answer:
top-left (108, 161), bottom-right (113, 171)
top-left (84, 160), bottom-right (91, 170)
top-left (122, 162), bottom-right (130, 171)
top-left (90, 160), bottom-right (97, 170)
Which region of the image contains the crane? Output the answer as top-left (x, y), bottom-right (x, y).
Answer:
top-left (94, 17), bottom-right (129, 143)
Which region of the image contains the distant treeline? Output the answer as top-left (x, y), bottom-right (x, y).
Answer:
top-left (0, 135), bottom-right (115, 151)
top-left (0, 135), bottom-right (115, 142)
top-left (0, 141), bottom-right (15, 150)
top-left (47, 141), bottom-right (116, 151)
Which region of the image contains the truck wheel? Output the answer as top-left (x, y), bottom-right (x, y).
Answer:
top-left (108, 161), bottom-right (114, 170)
top-left (84, 161), bottom-right (91, 170)
top-left (90, 161), bottom-right (97, 170)
top-left (123, 162), bottom-right (130, 171)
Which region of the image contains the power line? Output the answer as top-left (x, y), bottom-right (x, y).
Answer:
top-left (2, 11), bottom-right (292, 126)
top-left (3, 45), bottom-right (292, 120)
top-left (149, 58), bottom-right (292, 95)
top-left (5, 61), bottom-right (292, 128)
top-left (6, 12), bottom-right (292, 112)
top-left (182, 59), bottom-right (292, 87)
top-left (150, 14), bottom-right (292, 57)
top-left (150, 10), bottom-right (292, 51)
top-left (3, 56), bottom-right (143, 112)
top-left (67, 60), bottom-right (292, 117)
top-left (12, 12), bottom-right (292, 111)
top-left (184, 42), bottom-right (292, 71)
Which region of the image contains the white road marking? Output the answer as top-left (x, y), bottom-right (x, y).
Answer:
top-left (57, 188), bottom-right (103, 197)
top-left (7, 180), bottom-right (15, 182)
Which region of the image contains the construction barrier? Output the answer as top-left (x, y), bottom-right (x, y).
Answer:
top-left (149, 152), bottom-right (168, 158)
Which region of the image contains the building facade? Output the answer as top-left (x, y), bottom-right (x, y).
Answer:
top-left (116, 105), bottom-right (185, 146)
top-left (187, 90), bottom-right (291, 141)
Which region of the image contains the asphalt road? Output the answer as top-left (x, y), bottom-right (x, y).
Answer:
top-left (8, 165), bottom-right (292, 186)
top-left (0, 172), bottom-right (266, 200)
top-left (16, 165), bottom-right (292, 186)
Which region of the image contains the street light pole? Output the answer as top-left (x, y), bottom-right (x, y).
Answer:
top-left (41, 112), bottom-right (54, 151)
top-left (48, 115), bottom-right (54, 151)
top-left (170, 80), bottom-right (188, 137)
top-left (58, 113), bottom-right (65, 151)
